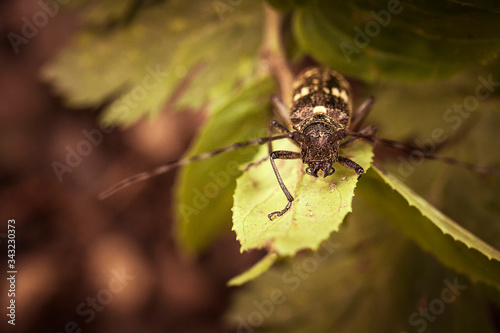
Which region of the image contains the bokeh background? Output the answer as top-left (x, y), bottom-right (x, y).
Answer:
top-left (0, 1), bottom-right (262, 332)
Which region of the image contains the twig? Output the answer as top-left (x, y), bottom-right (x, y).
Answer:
top-left (260, 4), bottom-right (293, 106)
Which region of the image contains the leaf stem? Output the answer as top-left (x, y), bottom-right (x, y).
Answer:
top-left (261, 4), bottom-right (293, 106)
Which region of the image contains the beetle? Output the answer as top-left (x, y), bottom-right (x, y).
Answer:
top-left (100, 67), bottom-right (499, 219)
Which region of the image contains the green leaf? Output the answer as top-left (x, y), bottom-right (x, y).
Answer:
top-left (232, 140), bottom-right (374, 256)
top-left (358, 166), bottom-right (500, 290)
top-left (358, 65), bottom-right (500, 232)
top-left (362, 64), bottom-right (500, 145)
top-left (71, 0), bottom-right (138, 26)
top-left (227, 253), bottom-right (278, 286)
top-left (43, 0), bottom-right (264, 125)
top-left (436, 107), bottom-right (500, 250)
top-left (291, 0), bottom-right (500, 81)
top-left (174, 76), bottom-right (275, 255)
top-left (226, 201), bottom-right (499, 333)
top-left (449, 0), bottom-right (500, 13)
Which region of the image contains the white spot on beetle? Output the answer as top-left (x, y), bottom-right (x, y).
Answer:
top-left (313, 106), bottom-right (327, 114)
top-left (340, 90), bottom-right (349, 102)
top-left (293, 86), bottom-right (311, 102)
top-left (304, 68), bottom-right (319, 78)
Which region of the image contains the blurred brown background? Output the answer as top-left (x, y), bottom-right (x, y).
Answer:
top-left (0, 1), bottom-right (260, 332)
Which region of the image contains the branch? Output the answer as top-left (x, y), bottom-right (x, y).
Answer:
top-left (260, 4), bottom-right (293, 106)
